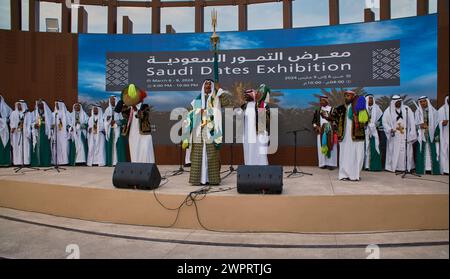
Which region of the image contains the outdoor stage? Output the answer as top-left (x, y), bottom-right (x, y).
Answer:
top-left (0, 166), bottom-right (448, 233)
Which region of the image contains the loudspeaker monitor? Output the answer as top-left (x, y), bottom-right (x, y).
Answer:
top-left (113, 162), bottom-right (161, 190)
top-left (237, 165), bottom-right (283, 194)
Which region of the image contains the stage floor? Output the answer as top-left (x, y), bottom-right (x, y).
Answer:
top-left (0, 165), bottom-right (448, 196)
top-left (0, 166), bottom-right (448, 233)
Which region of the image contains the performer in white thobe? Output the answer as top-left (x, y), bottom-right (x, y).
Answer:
top-left (382, 95), bottom-right (417, 172)
top-left (104, 96), bottom-right (126, 166)
top-left (87, 106), bottom-right (106, 166)
top-left (331, 91), bottom-right (367, 181)
top-left (52, 101), bottom-right (71, 165)
top-left (69, 103), bottom-right (88, 165)
top-left (312, 95), bottom-right (337, 169)
top-left (10, 100), bottom-right (32, 165)
top-left (126, 102), bottom-right (155, 163)
top-left (0, 95), bottom-right (12, 166)
top-left (241, 88), bottom-right (269, 166)
top-left (364, 94), bottom-right (383, 171)
top-left (438, 95), bottom-right (449, 174)
top-left (31, 99), bottom-right (53, 167)
top-left (414, 96), bottom-right (440, 175)
top-left (182, 79), bottom-right (225, 185)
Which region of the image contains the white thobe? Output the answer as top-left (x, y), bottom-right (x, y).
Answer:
top-left (364, 105), bottom-right (383, 169)
top-left (200, 142), bottom-right (208, 184)
top-left (51, 112), bottom-right (70, 165)
top-left (0, 98), bottom-right (11, 151)
top-left (72, 122), bottom-right (87, 164)
top-left (87, 116), bottom-right (106, 166)
top-left (10, 111), bottom-right (32, 165)
top-left (128, 106), bottom-right (155, 163)
top-left (382, 108), bottom-right (416, 172)
top-left (243, 101), bottom-right (268, 166)
top-left (339, 106), bottom-right (365, 180)
top-left (316, 106), bottom-right (337, 168)
top-left (438, 101), bottom-right (449, 174)
top-left (415, 107), bottom-right (439, 172)
top-left (104, 110), bottom-right (123, 166)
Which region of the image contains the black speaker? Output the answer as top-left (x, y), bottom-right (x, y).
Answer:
top-left (237, 165), bottom-right (283, 194)
top-left (112, 162), bottom-right (161, 190)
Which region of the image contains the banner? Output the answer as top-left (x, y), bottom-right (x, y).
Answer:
top-left (105, 40), bottom-right (400, 91)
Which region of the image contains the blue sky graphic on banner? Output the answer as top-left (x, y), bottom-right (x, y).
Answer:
top-left (79, 14), bottom-right (437, 112)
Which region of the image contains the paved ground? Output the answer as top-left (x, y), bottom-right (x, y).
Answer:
top-left (0, 166), bottom-right (448, 196)
top-left (0, 207), bottom-right (447, 259)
